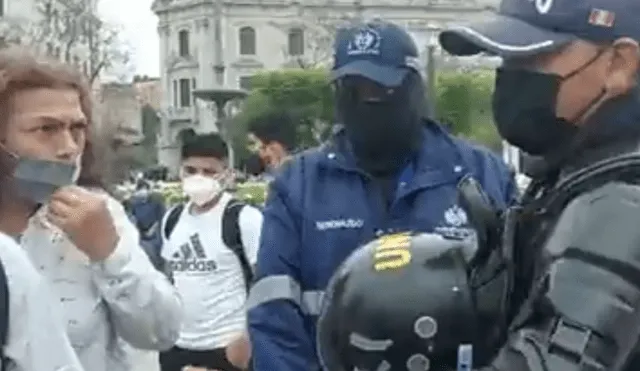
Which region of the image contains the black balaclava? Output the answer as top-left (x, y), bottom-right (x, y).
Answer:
top-left (337, 72), bottom-right (425, 175)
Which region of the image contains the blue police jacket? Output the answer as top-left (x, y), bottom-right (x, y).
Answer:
top-left (128, 195), bottom-right (166, 269)
top-left (247, 121), bottom-right (517, 371)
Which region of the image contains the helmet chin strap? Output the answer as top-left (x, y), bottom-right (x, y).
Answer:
top-left (539, 87), bottom-right (609, 176)
top-left (573, 87), bottom-right (609, 126)
top-left (541, 47), bottom-right (612, 163)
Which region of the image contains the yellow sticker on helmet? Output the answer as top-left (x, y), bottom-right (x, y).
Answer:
top-left (373, 232), bottom-right (412, 271)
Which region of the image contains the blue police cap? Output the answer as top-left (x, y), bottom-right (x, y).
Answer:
top-left (439, 0), bottom-right (640, 58)
top-left (331, 21), bottom-right (421, 87)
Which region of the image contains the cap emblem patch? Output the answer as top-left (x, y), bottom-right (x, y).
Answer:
top-left (347, 28), bottom-right (381, 56)
top-left (527, 0), bottom-right (554, 14)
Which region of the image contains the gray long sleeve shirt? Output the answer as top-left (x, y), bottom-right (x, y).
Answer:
top-left (20, 191), bottom-right (183, 371)
top-left (0, 232), bottom-right (84, 371)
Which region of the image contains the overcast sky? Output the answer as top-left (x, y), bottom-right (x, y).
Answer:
top-left (98, 0), bottom-right (159, 77)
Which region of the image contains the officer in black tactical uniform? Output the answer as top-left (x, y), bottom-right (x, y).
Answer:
top-left (316, 0), bottom-right (640, 369)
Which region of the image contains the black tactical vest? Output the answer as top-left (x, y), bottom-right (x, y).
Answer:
top-left (508, 148), bottom-right (640, 369)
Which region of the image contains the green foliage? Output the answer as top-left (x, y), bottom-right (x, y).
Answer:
top-left (156, 182), bottom-right (268, 207)
top-left (155, 183), bottom-right (187, 207)
top-left (434, 70), bottom-right (501, 151)
top-left (234, 182), bottom-right (268, 206)
top-left (231, 70), bottom-right (334, 163)
top-left (251, 69), bottom-right (334, 124)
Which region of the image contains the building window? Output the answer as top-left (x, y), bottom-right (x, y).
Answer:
top-left (172, 80), bottom-right (178, 107)
top-left (191, 78), bottom-right (197, 103)
top-left (239, 26), bottom-right (256, 55)
top-left (179, 128), bottom-right (196, 143)
top-left (178, 30), bottom-right (190, 57)
top-left (179, 78), bottom-right (191, 107)
top-left (288, 27), bottom-right (304, 56)
top-left (0, 0), bottom-right (4, 17)
top-left (239, 76), bottom-right (252, 90)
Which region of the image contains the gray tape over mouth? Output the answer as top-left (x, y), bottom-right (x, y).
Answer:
top-left (13, 158), bottom-right (77, 203)
top-left (349, 332), bottom-right (393, 352)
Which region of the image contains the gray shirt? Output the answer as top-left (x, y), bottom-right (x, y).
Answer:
top-left (20, 191), bottom-right (183, 371)
top-left (0, 233), bottom-right (84, 371)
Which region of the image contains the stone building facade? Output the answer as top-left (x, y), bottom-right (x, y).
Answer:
top-left (152, 0), bottom-right (498, 172)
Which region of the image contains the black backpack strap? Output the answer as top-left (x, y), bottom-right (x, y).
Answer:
top-left (222, 200), bottom-right (254, 293)
top-left (162, 203), bottom-right (185, 240)
top-left (159, 204), bottom-right (185, 284)
top-left (0, 258), bottom-right (8, 371)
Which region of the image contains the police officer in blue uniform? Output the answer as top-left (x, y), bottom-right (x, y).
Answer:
top-left (317, 0), bottom-right (640, 370)
top-left (247, 20), bottom-right (516, 371)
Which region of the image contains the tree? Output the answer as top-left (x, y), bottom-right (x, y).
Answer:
top-left (231, 69), bottom-right (334, 162)
top-left (252, 69), bottom-right (334, 145)
top-left (434, 70), bottom-right (501, 151)
top-left (290, 19), bottom-right (338, 69)
top-left (19, 0), bottom-right (130, 83)
top-left (138, 104), bottom-right (160, 165)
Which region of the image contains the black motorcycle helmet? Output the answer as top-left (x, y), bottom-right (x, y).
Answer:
top-left (317, 232), bottom-right (485, 371)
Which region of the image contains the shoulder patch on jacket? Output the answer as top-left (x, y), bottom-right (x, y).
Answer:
top-left (544, 182), bottom-right (640, 267)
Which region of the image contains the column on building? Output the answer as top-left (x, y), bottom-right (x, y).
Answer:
top-left (197, 17), bottom-right (217, 133)
top-left (157, 23), bottom-right (179, 174)
top-left (158, 23), bottom-right (171, 140)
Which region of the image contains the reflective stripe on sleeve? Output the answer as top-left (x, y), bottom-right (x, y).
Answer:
top-left (301, 290), bottom-right (325, 316)
top-left (247, 274), bottom-right (325, 315)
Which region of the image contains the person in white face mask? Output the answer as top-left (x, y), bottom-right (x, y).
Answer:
top-left (159, 133), bottom-right (263, 371)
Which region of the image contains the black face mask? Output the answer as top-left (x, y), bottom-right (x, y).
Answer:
top-left (492, 51), bottom-right (606, 156)
top-left (338, 73), bottom-right (424, 174)
top-left (245, 153), bottom-right (266, 176)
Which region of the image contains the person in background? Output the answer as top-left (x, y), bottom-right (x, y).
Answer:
top-left (0, 48), bottom-right (182, 371)
top-left (247, 20), bottom-right (517, 371)
top-left (0, 232), bottom-right (85, 371)
top-left (159, 133), bottom-right (262, 371)
top-left (126, 179), bottom-right (166, 270)
top-left (247, 110), bottom-right (297, 172)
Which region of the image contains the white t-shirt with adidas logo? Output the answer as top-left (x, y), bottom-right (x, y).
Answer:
top-left (161, 192), bottom-right (262, 350)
